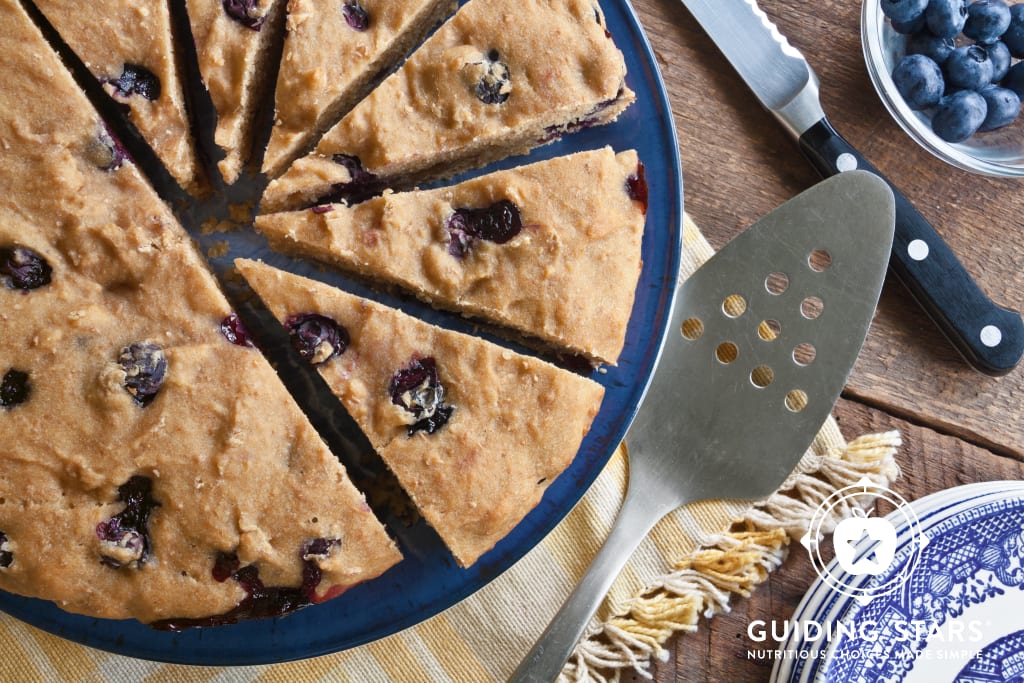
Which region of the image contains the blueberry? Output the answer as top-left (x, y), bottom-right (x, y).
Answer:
top-left (932, 90), bottom-right (988, 141)
top-left (342, 0), bottom-right (369, 30)
top-left (324, 154), bottom-right (384, 205)
top-left (86, 126), bottom-right (130, 171)
top-left (893, 54), bottom-right (946, 109)
top-left (0, 531), bottom-right (11, 569)
top-left (106, 64), bottom-right (161, 101)
top-left (0, 369), bottom-right (30, 409)
top-left (285, 314), bottom-right (348, 365)
top-left (474, 51), bottom-right (511, 105)
top-left (985, 40), bottom-right (1013, 81)
top-left (222, 0), bottom-right (266, 30)
top-left (389, 357), bottom-right (454, 436)
top-left (220, 313), bottom-right (255, 347)
top-left (626, 161), bottom-right (648, 215)
top-left (964, 0), bottom-right (1012, 42)
top-left (881, 0), bottom-right (929, 23)
top-left (444, 200), bottom-right (523, 257)
top-left (979, 85), bottom-right (1022, 129)
top-left (1003, 4), bottom-right (1024, 56)
top-left (96, 476), bottom-right (159, 569)
top-left (944, 45), bottom-right (994, 90)
top-left (906, 30), bottom-right (956, 63)
top-left (926, 0), bottom-right (969, 38)
top-left (1, 246), bottom-right (51, 291)
top-left (118, 342), bottom-right (167, 406)
top-left (892, 14), bottom-right (928, 33)
top-left (1003, 61), bottom-right (1024, 98)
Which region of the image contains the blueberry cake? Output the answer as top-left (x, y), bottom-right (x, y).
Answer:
top-left (185, 0), bottom-right (288, 183)
top-left (262, 0), bottom-right (457, 179)
top-left (0, 0), bottom-right (400, 624)
top-left (32, 0), bottom-right (202, 193)
top-left (257, 147), bottom-right (647, 364)
top-left (260, 0), bottom-right (635, 213)
top-left (236, 259), bottom-right (606, 567)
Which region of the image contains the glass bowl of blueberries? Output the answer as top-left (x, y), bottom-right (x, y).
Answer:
top-left (863, 0), bottom-right (1024, 176)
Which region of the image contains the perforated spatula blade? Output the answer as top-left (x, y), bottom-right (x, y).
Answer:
top-left (511, 170), bottom-right (895, 682)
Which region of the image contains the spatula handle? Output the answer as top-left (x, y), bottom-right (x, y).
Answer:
top-left (508, 489), bottom-right (662, 683)
top-left (798, 117), bottom-right (1024, 375)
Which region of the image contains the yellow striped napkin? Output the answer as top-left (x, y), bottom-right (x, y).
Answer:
top-left (0, 216), bottom-right (901, 682)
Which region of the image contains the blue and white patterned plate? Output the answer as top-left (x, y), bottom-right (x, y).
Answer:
top-left (773, 481), bottom-right (1024, 683)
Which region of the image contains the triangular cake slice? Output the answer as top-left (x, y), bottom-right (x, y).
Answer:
top-left (185, 0), bottom-right (288, 183)
top-left (261, 0), bottom-right (635, 212)
top-left (262, 0), bottom-right (457, 178)
top-left (236, 260), bottom-right (605, 567)
top-left (0, 0), bottom-right (400, 626)
top-left (33, 0), bottom-right (201, 192)
top-left (257, 147), bottom-right (647, 364)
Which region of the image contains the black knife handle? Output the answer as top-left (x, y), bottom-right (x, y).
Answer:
top-left (797, 117), bottom-right (1024, 376)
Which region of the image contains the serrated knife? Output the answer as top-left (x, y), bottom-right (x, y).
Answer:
top-left (679, 0), bottom-right (1024, 376)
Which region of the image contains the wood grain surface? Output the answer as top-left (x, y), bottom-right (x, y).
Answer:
top-left (627, 0), bottom-right (1024, 679)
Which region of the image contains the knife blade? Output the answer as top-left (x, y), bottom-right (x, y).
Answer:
top-left (679, 0), bottom-right (1024, 375)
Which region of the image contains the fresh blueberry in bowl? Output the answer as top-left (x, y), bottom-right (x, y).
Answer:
top-left (932, 89), bottom-right (989, 141)
top-left (893, 54), bottom-right (945, 108)
top-left (1002, 3), bottom-right (1024, 56)
top-left (906, 30), bottom-right (956, 63)
top-left (882, 0), bottom-right (929, 24)
top-left (979, 84), bottom-right (1022, 129)
top-left (926, 0), bottom-right (969, 39)
top-left (986, 40), bottom-right (1013, 81)
top-left (944, 45), bottom-right (995, 90)
top-left (964, 0), bottom-right (1013, 43)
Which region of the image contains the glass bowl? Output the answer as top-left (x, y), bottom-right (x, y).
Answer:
top-left (861, 0), bottom-right (1024, 177)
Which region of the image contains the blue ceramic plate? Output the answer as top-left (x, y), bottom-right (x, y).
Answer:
top-left (0, 0), bottom-right (683, 666)
top-left (774, 481), bottom-right (1024, 683)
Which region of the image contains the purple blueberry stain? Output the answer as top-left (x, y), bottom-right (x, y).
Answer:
top-left (222, 0), bottom-right (266, 30)
top-left (0, 532), bottom-right (11, 569)
top-left (342, 0), bottom-right (370, 30)
top-left (324, 154), bottom-right (384, 204)
top-left (474, 50), bottom-right (511, 104)
top-left (87, 126), bottom-right (130, 171)
top-left (1, 246), bottom-right (52, 291)
top-left (626, 161), bottom-right (648, 215)
top-left (0, 369), bottom-right (30, 409)
top-left (389, 357), bottom-right (454, 436)
top-left (285, 314), bottom-right (349, 365)
top-left (96, 476), bottom-right (159, 569)
top-left (444, 199), bottom-right (523, 258)
top-left (118, 342), bottom-right (167, 406)
top-left (151, 538), bottom-right (343, 630)
top-left (105, 64), bottom-right (161, 101)
top-left (220, 313), bottom-right (255, 348)
top-left (311, 204), bottom-right (334, 214)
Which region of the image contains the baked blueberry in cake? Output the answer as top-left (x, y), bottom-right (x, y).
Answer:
top-left (185, 0), bottom-right (288, 183)
top-left (32, 0), bottom-right (202, 193)
top-left (257, 147), bottom-right (647, 364)
top-left (260, 0), bottom-right (635, 212)
top-left (236, 259), bottom-right (606, 567)
top-left (262, 0), bottom-right (457, 178)
top-left (0, 0), bottom-right (400, 625)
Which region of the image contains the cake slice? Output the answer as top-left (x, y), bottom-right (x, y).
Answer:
top-left (257, 147), bottom-right (647, 364)
top-left (260, 0), bottom-right (635, 213)
top-left (185, 0), bottom-right (288, 183)
top-left (32, 0), bottom-right (201, 193)
top-left (0, 0), bottom-right (400, 625)
top-left (236, 259), bottom-right (605, 567)
top-left (262, 0), bottom-right (457, 179)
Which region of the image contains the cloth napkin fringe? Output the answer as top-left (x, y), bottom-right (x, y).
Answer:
top-left (559, 430), bottom-right (902, 683)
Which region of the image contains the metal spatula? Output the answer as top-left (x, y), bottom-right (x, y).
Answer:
top-left (510, 170), bottom-right (896, 682)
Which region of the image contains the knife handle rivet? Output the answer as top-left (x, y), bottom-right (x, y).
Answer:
top-left (980, 325), bottom-right (1003, 348)
top-left (907, 239), bottom-right (929, 261)
top-left (835, 153), bottom-right (858, 172)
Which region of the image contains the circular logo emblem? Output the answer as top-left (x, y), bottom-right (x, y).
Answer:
top-left (800, 477), bottom-right (928, 605)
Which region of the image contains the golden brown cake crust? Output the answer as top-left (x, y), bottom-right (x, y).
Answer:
top-left (32, 0), bottom-right (201, 193)
top-left (262, 0), bottom-right (456, 178)
top-left (0, 0), bottom-right (400, 624)
top-left (257, 147), bottom-right (646, 364)
top-left (236, 259), bottom-right (605, 567)
top-left (261, 0), bottom-right (635, 212)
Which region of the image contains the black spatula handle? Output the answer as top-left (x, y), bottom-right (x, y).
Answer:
top-left (798, 117), bottom-right (1024, 375)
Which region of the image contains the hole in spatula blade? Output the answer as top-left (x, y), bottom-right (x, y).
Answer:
top-left (758, 319), bottom-right (781, 341)
top-left (793, 343), bottom-right (817, 366)
top-left (722, 294), bottom-right (746, 318)
top-left (808, 249), bottom-right (832, 272)
top-left (785, 390), bottom-right (809, 412)
top-left (751, 365), bottom-right (774, 388)
top-left (765, 272), bottom-right (789, 295)
top-left (681, 317), bottom-right (704, 341)
top-left (800, 296), bottom-right (824, 320)
top-left (716, 342), bottom-right (739, 364)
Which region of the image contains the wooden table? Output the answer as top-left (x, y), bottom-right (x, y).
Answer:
top-left (625, 0), bottom-right (1024, 680)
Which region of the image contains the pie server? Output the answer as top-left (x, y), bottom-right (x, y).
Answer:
top-left (678, 0), bottom-right (1024, 376)
top-left (510, 171), bottom-right (895, 682)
